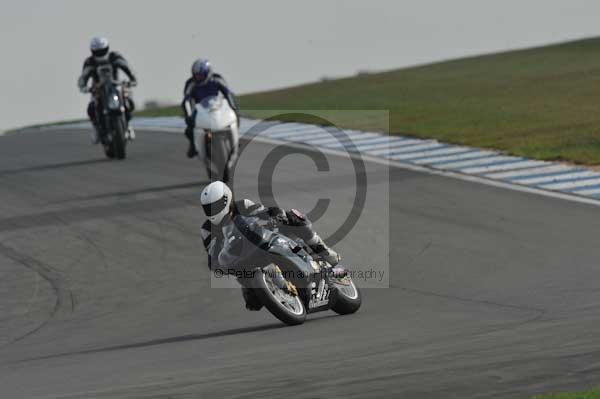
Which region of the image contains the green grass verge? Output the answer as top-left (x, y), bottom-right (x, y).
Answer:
top-left (144, 37), bottom-right (600, 165)
top-left (533, 387), bottom-right (600, 399)
top-left (137, 105), bottom-right (181, 118)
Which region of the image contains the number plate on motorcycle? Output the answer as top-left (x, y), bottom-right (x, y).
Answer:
top-left (309, 298), bottom-right (330, 309)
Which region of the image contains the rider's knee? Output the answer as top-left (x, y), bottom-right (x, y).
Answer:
top-left (87, 102), bottom-right (96, 120)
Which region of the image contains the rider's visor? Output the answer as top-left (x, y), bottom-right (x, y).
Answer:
top-left (203, 198), bottom-right (228, 217)
top-left (92, 47), bottom-right (109, 58)
top-left (194, 72), bottom-right (207, 82)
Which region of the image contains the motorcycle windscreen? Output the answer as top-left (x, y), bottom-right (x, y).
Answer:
top-left (194, 95), bottom-right (237, 132)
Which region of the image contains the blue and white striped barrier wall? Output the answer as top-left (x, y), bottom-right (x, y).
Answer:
top-left (50, 117), bottom-right (600, 202)
top-left (232, 118), bottom-right (600, 200)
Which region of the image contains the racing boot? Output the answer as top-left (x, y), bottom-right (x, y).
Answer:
top-left (307, 234), bottom-right (340, 266)
top-left (185, 126), bottom-right (198, 158)
top-left (90, 124), bottom-right (100, 144)
top-left (187, 142), bottom-right (198, 158)
top-left (241, 287), bottom-right (263, 311)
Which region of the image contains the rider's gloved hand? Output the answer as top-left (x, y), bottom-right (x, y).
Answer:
top-left (79, 85), bottom-right (89, 94)
top-left (268, 207), bottom-right (288, 225)
top-left (229, 235), bottom-right (244, 256)
top-left (129, 80), bottom-right (138, 88)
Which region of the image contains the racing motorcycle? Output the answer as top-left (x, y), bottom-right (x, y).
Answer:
top-left (218, 214), bottom-right (362, 326)
top-left (86, 64), bottom-right (135, 160)
top-left (192, 93), bottom-right (239, 182)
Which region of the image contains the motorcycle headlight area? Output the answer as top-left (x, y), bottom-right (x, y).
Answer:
top-left (209, 101), bottom-right (221, 111)
top-left (107, 94), bottom-right (121, 110)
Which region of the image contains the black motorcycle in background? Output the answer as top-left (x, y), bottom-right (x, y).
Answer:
top-left (84, 64), bottom-right (135, 160)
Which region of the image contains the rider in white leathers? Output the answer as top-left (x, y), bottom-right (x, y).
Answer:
top-left (181, 59), bottom-right (239, 158)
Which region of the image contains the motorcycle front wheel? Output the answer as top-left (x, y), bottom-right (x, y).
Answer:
top-left (252, 266), bottom-right (306, 326)
top-left (99, 122), bottom-right (114, 159)
top-left (205, 130), bottom-right (233, 183)
top-left (112, 117), bottom-right (127, 160)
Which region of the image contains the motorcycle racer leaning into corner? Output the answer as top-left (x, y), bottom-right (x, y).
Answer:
top-left (200, 181), bottom-right (340, 311)
top-left (181, 59), bottom-right (240, 158)
top-left (77, 36), bottom-right (138, 144)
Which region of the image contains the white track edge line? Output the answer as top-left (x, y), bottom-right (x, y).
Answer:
top-left (132, 126), bottom-right (600, 208)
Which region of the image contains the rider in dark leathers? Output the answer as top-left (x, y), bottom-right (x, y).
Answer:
top-left (77, 37), bottom-right (137, 143)
top-left (181, 59), bottom-right (239, 158)
top-left (199, 181), bottom-right (340, 311)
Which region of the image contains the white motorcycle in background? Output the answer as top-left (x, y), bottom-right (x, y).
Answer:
top-left (191, 93), bottom-right (239, 183)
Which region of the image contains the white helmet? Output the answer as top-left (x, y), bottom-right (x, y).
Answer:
top-left (90, 37), bottom-right (109, 59)
top-left (200, 181), bottom-right (232, 225)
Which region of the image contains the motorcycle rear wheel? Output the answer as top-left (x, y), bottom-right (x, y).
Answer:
top-left (329, 278), bottom-right (362, 315)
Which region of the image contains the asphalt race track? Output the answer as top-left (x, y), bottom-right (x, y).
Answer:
top-left (1, 127), bottom-right (600, 399)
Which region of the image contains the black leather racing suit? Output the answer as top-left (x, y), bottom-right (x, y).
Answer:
top-left (77, 51), bottom-right (137, 124)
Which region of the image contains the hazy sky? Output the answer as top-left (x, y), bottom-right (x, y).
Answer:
top-left (1, 0), bottom-right (600, 131)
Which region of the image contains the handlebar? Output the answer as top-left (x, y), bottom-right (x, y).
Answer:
top-left (83, 80), bottom-right (136, 93)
